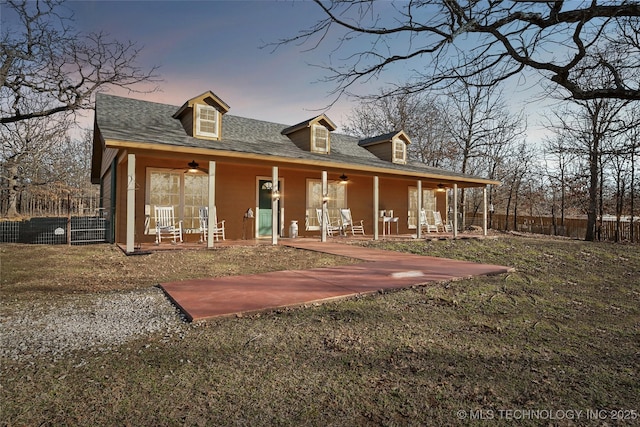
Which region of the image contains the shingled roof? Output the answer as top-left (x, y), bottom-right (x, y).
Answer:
top-left (93, 93), bottom-right (496, 185)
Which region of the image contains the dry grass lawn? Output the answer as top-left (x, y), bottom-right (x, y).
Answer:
top-left (1, 236), bottom-right (638, 426)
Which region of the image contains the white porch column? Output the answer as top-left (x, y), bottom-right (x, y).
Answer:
top-left (321, 170), bottom-right (328, 242)
top-left (272, 166), bottom-right (279, 245)
top-left (207, 161), bottom-right (216, 248)
top-left (373, 176), bottom-right (379, 240)
top-left (126, 153), bottom-right (136, 253)
top-left (483, 185), bottom-right (488, 236)
top-left (416, 180), bottom-right (422, 239)
top-left (453, 183), bottom-right (459, 238)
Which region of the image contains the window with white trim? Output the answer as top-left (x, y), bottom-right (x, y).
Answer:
top-left (195, 104), bottom-right (219, 138)
top-left (312, 125), bottom-right (329, 153)
top-left (393, 138), bottom-right (406, 164)
top-left (305, 179), bottom-right (346, 230)
top-left (407, 187), bottom-right (436, 229)
top-left (146, 169), bottom-right (208, 233)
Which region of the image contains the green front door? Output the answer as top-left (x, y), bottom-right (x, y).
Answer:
top-left (258, 180), bottom-right (280, 237)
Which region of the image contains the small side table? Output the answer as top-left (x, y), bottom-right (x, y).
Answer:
top-left (242, 217), bottom-right (254, 239)
top-left (380, 216), bottom-right (399, 235)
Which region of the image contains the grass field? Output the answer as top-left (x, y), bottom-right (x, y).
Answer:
top-left (1, 236), bottom-right (638, 426)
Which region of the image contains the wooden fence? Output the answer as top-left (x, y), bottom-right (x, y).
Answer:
top-left (468, 213), bottom-right (639, 243)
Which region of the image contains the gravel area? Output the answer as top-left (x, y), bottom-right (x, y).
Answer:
top-left (0, 288), bottom-right (187, 362)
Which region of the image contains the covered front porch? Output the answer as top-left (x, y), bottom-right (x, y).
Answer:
top-left (115, 152), bottom-right (495, 254)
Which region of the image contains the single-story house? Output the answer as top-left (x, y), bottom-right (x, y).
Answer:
top-left (91, 91), bottom-right (499, 253)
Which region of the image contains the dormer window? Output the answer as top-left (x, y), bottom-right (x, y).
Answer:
top-left (196, 104), bottom-right (219, 138)
top-left (312, 125), bottom-right (329, 153)
top-left (173, 91), bottom-right (230, 140)
top-left (359, 130), bottom-right (411, 164)
top-left (282, 114), bottom-right (336, 154)
top-left (393, 138), bottom-right (406, 164)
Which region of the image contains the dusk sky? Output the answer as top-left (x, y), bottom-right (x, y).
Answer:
top-left (68, 0), bottom-right (366, 129)
top-left (3, 0), bottom-right (552, 138)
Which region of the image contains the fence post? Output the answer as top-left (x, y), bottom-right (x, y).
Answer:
top-left (67, 193), bottom-right (71, 246)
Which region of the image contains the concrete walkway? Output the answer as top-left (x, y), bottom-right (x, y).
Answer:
top-left (159, 240), bottom-right (513, 322)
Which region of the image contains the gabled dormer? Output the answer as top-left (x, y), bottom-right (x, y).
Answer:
top-left (281, 114), bottom-right (337, 154)
top-left (173, 91), bottom-right (230, 141)
top-left (358, 130), bottom-right (411, 164)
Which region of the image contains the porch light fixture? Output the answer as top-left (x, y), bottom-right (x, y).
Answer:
top-left (271, 189), bottom-right (280, 200)
top-left (436, 183), bottom-right (446, 192)
top-left (339, 173), bottom-right (349, 184)
top-left (186, 160), bottom-right (208, 174)
top-left (322, 194), bottom-right (330, 202)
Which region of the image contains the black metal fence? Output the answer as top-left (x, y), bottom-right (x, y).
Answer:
top-left (0, 215), bottom-right (111, 245)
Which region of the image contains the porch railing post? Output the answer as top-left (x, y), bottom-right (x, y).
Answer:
top-left (207, 161), bottom-right (216, 248)
top-left (321, 170), bottom-right (327, 243)
top-left (417, 180), bottom-right (422, 239)
top-left (373, 176), bottom-right (379, 240)
top-left (453, 183), bottom-right (458, 238)
top-left (126, 153), bottom-right (136, 253)
top-left (272, 166), bottom-right (279, 245)
top-left (483, 185), bottom-right (488, 236)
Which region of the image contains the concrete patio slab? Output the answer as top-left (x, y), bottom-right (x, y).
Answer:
top-left (160, 240), bottom-right (513, 321)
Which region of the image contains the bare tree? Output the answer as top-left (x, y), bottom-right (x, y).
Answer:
top-left (544, 135), bottom-right (581, 235)
top-left (443, 74), bottom-right (525, 227)
top-left (343, 91), bottom-right (455, 167)
top-left (602, 111), bottom-right (640, 241)
top-left (607, 141), bottom-right (629, 242)
top-left (1, 0), bottom-right (159, 125)
top-left (273, 1), bottom-right (640, 102)
top-left (502, 142), bottom-right (536, 231)
top-left (1, 0), bottom-right (159, 217)
top-left (1, 110), bottom-right (70, 217)
top-left (629, 122), bottom-right (639, 242)
top-left (549, 97), bottom-right (635, 241)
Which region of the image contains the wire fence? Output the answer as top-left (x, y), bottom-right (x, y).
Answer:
top-left (0, 212), bottom-right (111, 245)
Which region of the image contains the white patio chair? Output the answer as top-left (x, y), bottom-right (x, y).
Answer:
top-left (419, 208), bottom-right (438, 234)
top-left (433, 211), bottom-right (453, 232)
top-left (316, 208), bottom-right (342, 237)
top-left (340, 208), bottom-right (365, 235)
top-left (199, 206), bottom-right (226, 242)
top-left (154, 206), bottom-right (183, 244)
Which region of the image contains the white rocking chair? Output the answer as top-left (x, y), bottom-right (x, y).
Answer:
top-left (316, 208), bottom-right (342, 237)
top-left (340, 208), bottom-right (365, 235)
top-left (433, 211), bottom-right (452, 232)
top-left (419, 209), bottom-right (438, 234)
top-left (199, 206), bottom-right (226, 242)
top-left (154, 206), bottom-right (183, 244)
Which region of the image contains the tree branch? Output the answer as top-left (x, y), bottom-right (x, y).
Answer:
top-left (273, 0), bottom-right (640, 101)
